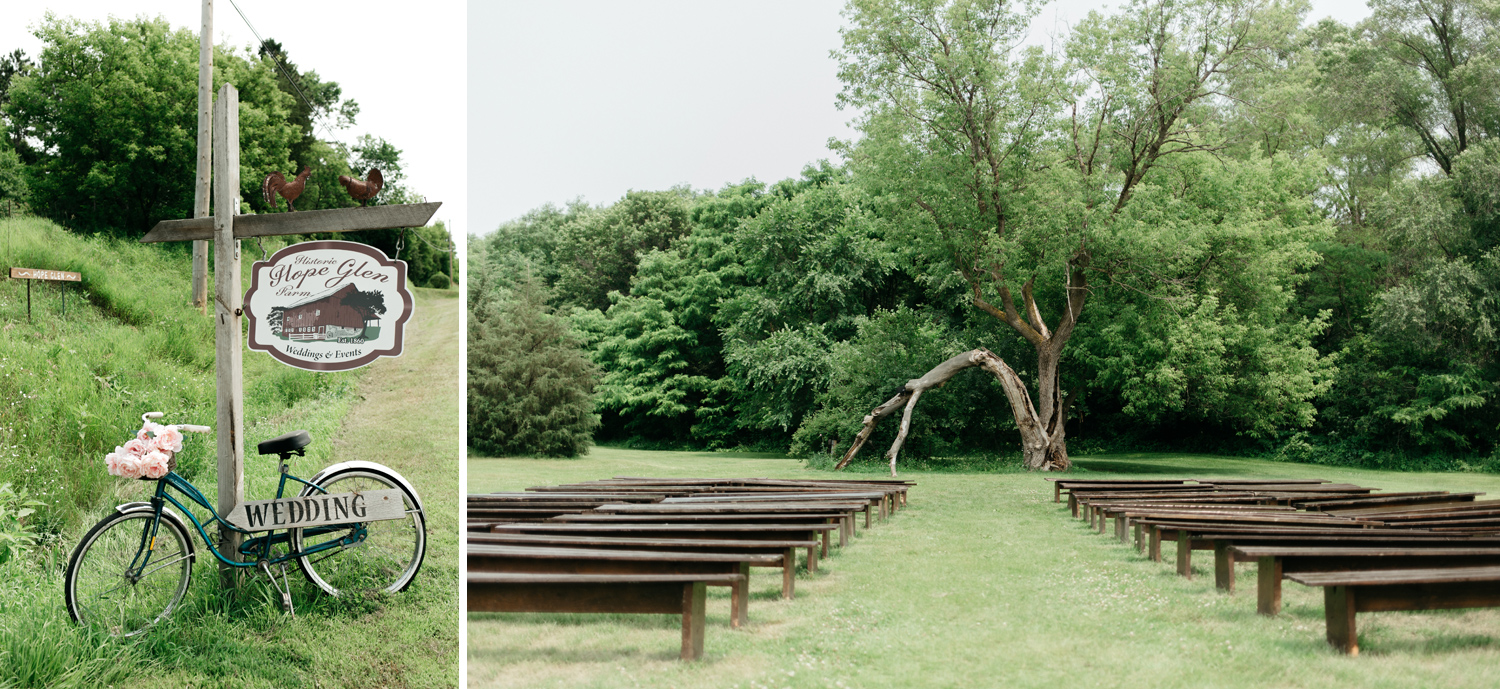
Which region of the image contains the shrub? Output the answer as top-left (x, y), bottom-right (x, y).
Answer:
top-left (468, 277), bottom-right (598, 457)
top-left (426, 272), bottom-right (451, 289)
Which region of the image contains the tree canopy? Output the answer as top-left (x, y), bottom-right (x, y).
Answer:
top-left (471, 0), bottom-right (1500, 471)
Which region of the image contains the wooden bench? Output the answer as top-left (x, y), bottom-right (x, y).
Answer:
top-left (1227, 545), bottom-right (1500, 616)
top-left (1137, 521), bottom-right (1422, 577)
top-left (552, 512), bottom-right (857, 547)
top-left (468, 543), bottom-right (785, 623)
top-left (487, 522), bottom-right (838, 559)
top-left (470, 531), bottom-right (819, 593)
top-left (1284, 565), bottom-right (1500, 655)
top-left (467, 572), bottom-right (743, 660)
top-left (1191, 530), bottom-right (1500, 589)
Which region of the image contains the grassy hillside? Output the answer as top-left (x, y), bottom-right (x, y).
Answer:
top-left (468, 448), bottom-right (1500, 689)
top-left (0, 216), bottom-right (457, 688)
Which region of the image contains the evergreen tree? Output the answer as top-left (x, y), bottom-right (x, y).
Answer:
top-left (468, 276), bottom-right (599, 457)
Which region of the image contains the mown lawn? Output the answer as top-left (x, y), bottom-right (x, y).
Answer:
top-left (468, 448), bottom-right (1500, 688)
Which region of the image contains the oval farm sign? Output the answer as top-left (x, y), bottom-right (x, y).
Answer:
top-left (245, 241), bottom-right (413, 372)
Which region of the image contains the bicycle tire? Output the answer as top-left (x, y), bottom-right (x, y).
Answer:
top-left (291, 465), bottom-right (426, 596)
top-left (64, 509), bottom-right (195, 637)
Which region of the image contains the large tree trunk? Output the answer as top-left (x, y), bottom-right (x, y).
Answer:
top-left (833, 348), bottom-right (1070, 475)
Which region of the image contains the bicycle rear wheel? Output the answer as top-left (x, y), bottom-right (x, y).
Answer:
top-left (292, 465), bottom-right (425, 596)
top-left (64, 510), bottom-right (194, 637)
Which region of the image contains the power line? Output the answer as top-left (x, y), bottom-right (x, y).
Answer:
top-left (225, 0), bottom-right (338, 144)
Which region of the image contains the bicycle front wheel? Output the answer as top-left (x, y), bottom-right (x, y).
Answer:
top-left (64, 509), bottom-right (194, 637)
top-left (292, 466), bottom-right (425, 596)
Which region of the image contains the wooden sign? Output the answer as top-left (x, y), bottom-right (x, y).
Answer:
top-left (139, 203), bottom-right (441, 244)
top-left (244, 241), bottom-right (414, 372)
top-left (224, 488), bottom-right (407, 532)
top-left (10, 267), bottom-right (81, 282)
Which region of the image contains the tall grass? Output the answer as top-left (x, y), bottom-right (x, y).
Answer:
top-left (0, 215), bottom-right (377, 687)
top-left (0, 216), bottom-right (350, 535)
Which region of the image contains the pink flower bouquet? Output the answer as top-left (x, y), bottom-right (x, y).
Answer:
top-left (106, 422), bottom-right (183, 480)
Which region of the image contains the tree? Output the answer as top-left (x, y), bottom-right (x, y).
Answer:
top-left (0, 49), bottom-right (35, 162)
top-left (833, 0), bottom-right (1320, 472)
top-left (4, 15), bottom-right (297, 235)
top-left (554, 190), bottom-right (695, 311)
top-left (1338, 0), bottom-right (1500, 175)
top-left (256, 39), bottom-right (359, 171)
top-left (469, 276), bottom-right (600, 457)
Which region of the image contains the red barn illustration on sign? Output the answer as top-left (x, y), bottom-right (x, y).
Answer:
top-left (245, 241), bottom-right (414, 372)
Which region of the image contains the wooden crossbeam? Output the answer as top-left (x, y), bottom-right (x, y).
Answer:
top-left (140, 202), bottom-right (442, 243)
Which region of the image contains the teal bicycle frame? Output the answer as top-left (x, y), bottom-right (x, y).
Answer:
top-left (127, 466), bottom-right (368, 575)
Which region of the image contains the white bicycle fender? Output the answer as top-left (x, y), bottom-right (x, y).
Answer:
top-left (299, 461), bottom-right (426, 516)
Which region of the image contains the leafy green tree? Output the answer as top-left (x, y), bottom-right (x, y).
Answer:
top-left (833, 0), bottom-right (1323, 471)
top-left (255, 38), bottom-right (359, 171)
top-left (469, 276), bottom-right (599, 457)
top-left (479, 201), bottom-right (591, 293)
top-left (4, 15), bottom-right (296, 236)
top-left (554, 189), bottom-right (695, 311)
top-left (0, 124), bottom-right (25, 208)
top-left (0, 49), bottom-right (34, 162)
top-left (568, 182), bottom-right (764, 446)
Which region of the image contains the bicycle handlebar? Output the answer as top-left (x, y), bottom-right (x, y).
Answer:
top-left (141, 411), bottom-right (213, 433)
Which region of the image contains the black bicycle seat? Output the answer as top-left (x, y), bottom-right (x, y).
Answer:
top-left (257, 430), bottom-right (311, 456)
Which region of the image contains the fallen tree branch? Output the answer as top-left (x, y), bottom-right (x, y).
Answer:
top-left (837, 348), bottom-right (1069, 475)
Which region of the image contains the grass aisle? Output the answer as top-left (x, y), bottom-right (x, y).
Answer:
top-left (468, 449), bottom-right (1500, 689)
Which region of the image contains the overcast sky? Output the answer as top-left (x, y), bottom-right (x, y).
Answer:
top-left (470, 0), bottom-right (1376, 236)
top-left (2, 0), bottom-right (466, 241)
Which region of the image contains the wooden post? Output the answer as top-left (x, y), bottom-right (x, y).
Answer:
top-left (213, 83), bottom-right (245, 585)
top-left (1257, 555), bottom-right (1283, 616)
top-left (1215, 541), bottom-right (1234, 592)
top-left (680, 581), bottom-right (707, 661)
top-left (1325, 585), bottom-right (1358, 655)
top-left (192, 0), bottom-right (212, 313)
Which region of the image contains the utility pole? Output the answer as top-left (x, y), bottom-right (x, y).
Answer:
top-left (193, 0), bottom-right (212, 313)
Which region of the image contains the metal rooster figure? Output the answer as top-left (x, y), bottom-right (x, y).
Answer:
top-left (339, 168), bottom-right (384, 206)
top-left (261, 166), bottom-right (312, 211)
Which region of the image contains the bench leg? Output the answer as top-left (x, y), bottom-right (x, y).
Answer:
top-left (1069, 493), bottom-right (1079, 518)
top-left (1116, 515), bottom-right (1128, 543)
top-left (1097, 509), bottom-right (1108, 534)
top-left (1325, 585), bottom-right (1358, 656)
top-left (1134, 522), bottom-right (1145, 554)
top-left (1257, 556), bottom-right (1282, 616)
top-left (865, 505), bottom-right (872, 530)
top-left (731, 563), bottom-right (749, 628)
top-left (1055, 483), bottom-right (1061, 502)
top-left (1176, 538), bottom-right (1192, 579)
top-left (681, 581), bottom-right (707, 660)
top-left (1214, 542), bottom-right (1234, 593)
top-left (782, 548), bottom-right (796, 599)
top-left (822, 529), bottom-right (830, 557)
top-left (1149, 527), bottom-right (1162, 562)
top-left (807, 544), bottom-right (818, 573)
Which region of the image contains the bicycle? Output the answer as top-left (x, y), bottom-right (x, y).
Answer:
top-left (64, 412), bottom-right (427, 637)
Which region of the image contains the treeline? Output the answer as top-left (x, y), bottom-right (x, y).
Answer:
top-left (473, 0), bottom-right (1498, 470)
top-left (0, 15), bottom-right (453, 286)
